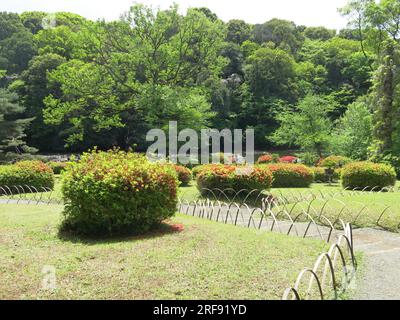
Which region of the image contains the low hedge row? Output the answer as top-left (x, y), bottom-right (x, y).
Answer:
top-left (0, 160), bottom-right (55, 189)
top-left (264, 163), bottom-right (314, 188)
top-left (196, 165), bottom-right (273, 193)
top-left (341, 162), bottom-right (396, 189)
top-left (61, 150), bottom-right (178, 237)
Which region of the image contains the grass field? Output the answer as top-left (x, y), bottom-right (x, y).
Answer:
top-left (0, 204), bottom-right (328, 300)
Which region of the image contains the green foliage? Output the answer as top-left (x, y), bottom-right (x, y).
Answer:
top-left (341, 161), bottom-right (396, 189)
top-left (271, 95), bottom-right (334, 156)
top-left (0, 4), bottom-right (387, 155)
top-left (304, 27), bottom-right (336, 41)
top-left (245, 47), bottom-right (297, 100)
top-left (47, 161), bottom-right (67, 174)
top-left (330, 98), bottom-right (373, 159)
top-left (61, 150), bottom-right (179, 237)
top-left (196, 165), bottom-right (273, 192)
top-left (0, 88), bottom-right (36, 161)
top-left (311, 167), bottom-right (340, 183)
top-left (42, 4), bottom-right (225, 148)
top-left (319, 155), bottom-right (353, 169)
top-left (17, 53), bottom-right (66, 151)
top-left (252, 18), bottom-right (305, 54)
top-left (0, 160), bottom-right (54, 188)
top-left (264, 163), bottom-right (314, 188)
top-left (0, 12), bottom-right (36, 74)
top-left (295, 152), bottom-right (320, 166)
top-left (169, 164), bottom-right (192, 186)
top-left (226, 19), bottom-right (252, 45)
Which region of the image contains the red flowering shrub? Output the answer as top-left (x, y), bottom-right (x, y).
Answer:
top-left (341, 162), bottom-right (396, 189)
top-left (265, 163), bottom-right (313, 188)
top-left (0, 160), bottom-right (55, 189)
top-left (279, 156), bottom-right (298, 163)
top-left (61, 150), bottom-right (178, 236)
top-left (196, 164), bottom-right (273, 193)
top-left (257, 154), bottom-right (276, 164)
top-left (170, 164), bottom-right (192, 186)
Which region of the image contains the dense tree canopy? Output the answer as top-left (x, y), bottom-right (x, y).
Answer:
top-left (0, 1), bottom-right (398, 169)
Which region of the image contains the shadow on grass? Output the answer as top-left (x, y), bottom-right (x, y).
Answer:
top-left (57, 221), bottom-right (184, 245)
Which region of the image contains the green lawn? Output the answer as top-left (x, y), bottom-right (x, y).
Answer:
top-left (0, 204), bottom-right (328, 300)
top-left (275, 192), bottom-right (400, 231)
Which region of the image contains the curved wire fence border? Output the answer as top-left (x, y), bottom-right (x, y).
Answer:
top-left (180, 186), bottom-right (400, 232)
top-left (178, 188), bottom-right (356, 300)
top-left (0, 185), bottom-right (62, 205)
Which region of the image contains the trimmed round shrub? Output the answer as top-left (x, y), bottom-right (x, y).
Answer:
top-left (48, 161), bottom-right (68, 174)
top-left (0, 160), bottom-right (55, 189)
top-left (196, 164), bottom-right (273, 193)
top-left (257, 154), bottom-right (279, 164)
top-left (311, 167), bottom-right (340, 183)
top-left (266, 163), bottom-right (314, 188)
top-left (171, 164), bottom-right (192, 186)
top-left (319, 155), bottom-right (352, 169)
top-left (61, 150), bottom-right (179, 237)
top-left (341, 162), bottom-right (396, 190)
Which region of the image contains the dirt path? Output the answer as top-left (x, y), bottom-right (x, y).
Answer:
top-left (351, 228), bottom-right (400, 300)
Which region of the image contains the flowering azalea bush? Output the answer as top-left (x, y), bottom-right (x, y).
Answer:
top-left (341, 162), bottom-right (396, 190)
top-left (318, 155), bottom-right (352, 169)
top-left (0, 160), bottom-right (55, 189)
top-left (61, 149), bottom-right (178, 236)
top-left (279, 155), bottom-right (298, 163)
top-left (265, 163), bottom-right (313, 188)
top-left (257, 154), bottom-right (279, 164)
top-left (196, 164), bottom-right (273, 193)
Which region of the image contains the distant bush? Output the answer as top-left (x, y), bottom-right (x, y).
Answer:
top-left (171, 164), bottom-right (192, 186)
top-left (295, 152), bottom-right (320, 166)
top-left (265, 163), bottom-right (314, 188)
top-left (279, 156), bottom-right (298, 163)
top-left (257, 154), bottom-right (280, 164)
top-left (61, 150), bottom-right (178, 237)
top-left (196, 164), bottom-right (273, 193)
top-left (0, 160), bottom-right (54, 189)
top-left (311, 167), bottom-right (340, 183)
top-left (341, 162), bottom-right (396, 190)
top-left (48, 161), bottom-right (68, 174)
top-left (319, 155), bottom-right (352, 169)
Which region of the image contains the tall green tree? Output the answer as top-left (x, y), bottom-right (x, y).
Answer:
top-left (271, 95), bottom-right (334, 156)
top-left (0, 88), bottom-right (35, 161)
top-left (330, 97), bottom-right (372, 159)
top-left (43, 4), bottom-right (226, 149)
